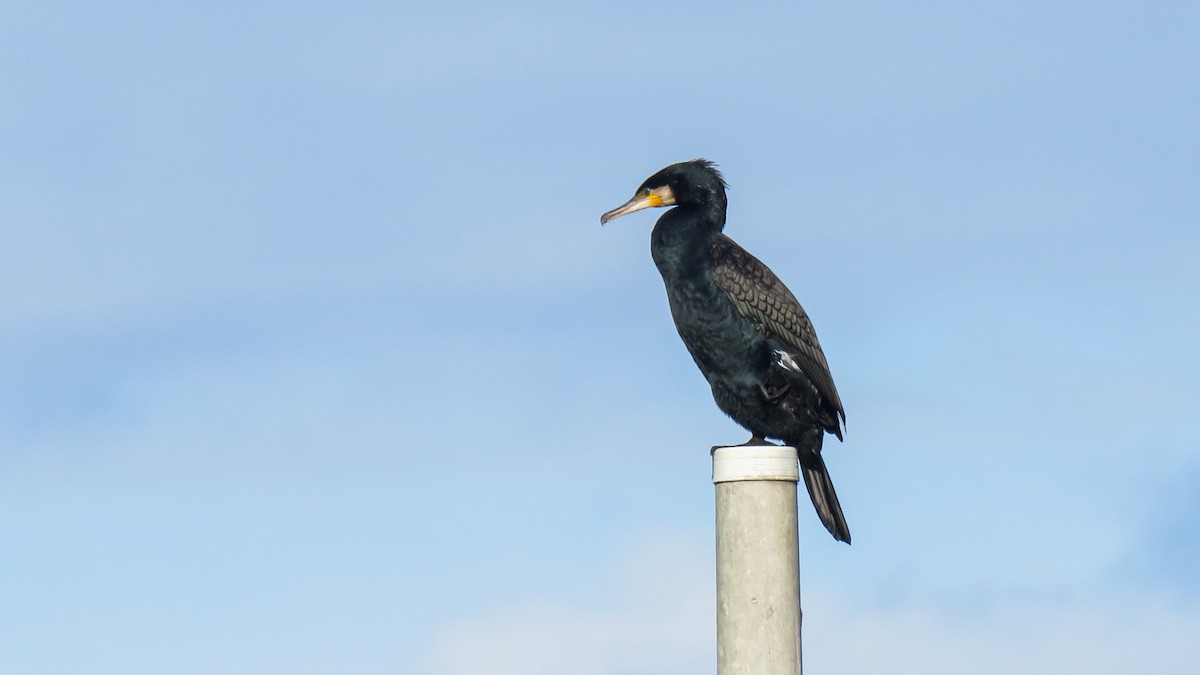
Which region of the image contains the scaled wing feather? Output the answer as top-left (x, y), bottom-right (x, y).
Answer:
top-left (710, 235), bottom-right (845, 421)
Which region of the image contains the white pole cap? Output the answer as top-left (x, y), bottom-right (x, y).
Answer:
top-left (712, 445), bottom-right (800, 484)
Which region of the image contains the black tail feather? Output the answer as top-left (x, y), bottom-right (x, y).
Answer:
top-left (796, 448), bottom-right (851, 544)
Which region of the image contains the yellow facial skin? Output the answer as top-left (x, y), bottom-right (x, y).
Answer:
top-left (600, 185), bottom-right (676, 224)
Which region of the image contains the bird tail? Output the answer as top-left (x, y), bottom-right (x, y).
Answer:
top-left (795, 446), bottom-right (851, 544)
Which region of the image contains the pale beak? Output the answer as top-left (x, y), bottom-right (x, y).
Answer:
top-left (600, 193), bottom-right (662, 225)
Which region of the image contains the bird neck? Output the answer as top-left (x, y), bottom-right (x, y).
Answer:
top-left (650, 205), bottom-right (724, 279)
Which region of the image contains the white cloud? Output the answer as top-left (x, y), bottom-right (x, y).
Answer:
top-left (423, 528), bottom-right (1200, 675)
top-left (423, 530), bottom-right (713, 675)
top-left (806, 592), bottom-right (1200, 675)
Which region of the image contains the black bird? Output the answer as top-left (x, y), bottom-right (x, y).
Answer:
top-left (601, 159), bottom-right (851, 543)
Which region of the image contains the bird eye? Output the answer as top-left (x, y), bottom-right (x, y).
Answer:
top-left (638, 187), bottom-right (652, 198)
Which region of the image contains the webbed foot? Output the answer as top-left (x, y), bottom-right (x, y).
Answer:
top-left (711, 436), bottom-right (778, 455)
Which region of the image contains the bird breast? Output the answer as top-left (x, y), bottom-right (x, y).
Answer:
top-left (664, 273), bottom-right (769, 386)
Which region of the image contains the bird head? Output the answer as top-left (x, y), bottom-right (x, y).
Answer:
top-left (600, 159), bottom-right (728, 225)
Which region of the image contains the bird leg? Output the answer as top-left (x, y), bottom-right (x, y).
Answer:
top-left (759, 381), bottom-right (790, 403)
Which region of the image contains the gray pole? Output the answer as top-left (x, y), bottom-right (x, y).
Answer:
top-left (713, 445), bottom-right (802, 675)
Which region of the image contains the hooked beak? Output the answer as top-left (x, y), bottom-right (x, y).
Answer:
top-left (599, 186), bottom-right (675, 225)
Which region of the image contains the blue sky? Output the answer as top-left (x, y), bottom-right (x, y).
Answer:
top-left (3, 1), bottom-right (1198, 673)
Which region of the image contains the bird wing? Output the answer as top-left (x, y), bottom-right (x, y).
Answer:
top-left (710, 234), bottom-right (845, 422)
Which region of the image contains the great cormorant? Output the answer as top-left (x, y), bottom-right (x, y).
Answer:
top-left (601, 159), bottom-right (851, 543)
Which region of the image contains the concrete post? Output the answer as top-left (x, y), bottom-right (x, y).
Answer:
top-left (713, 445), bottom-right (802, 675)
